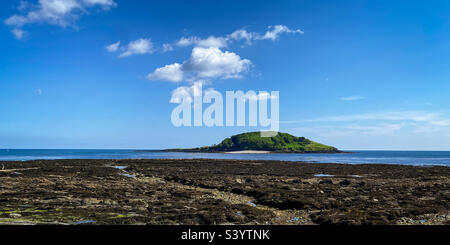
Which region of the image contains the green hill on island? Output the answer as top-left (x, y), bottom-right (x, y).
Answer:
top-left (169, 132), bottom-right (341, 153)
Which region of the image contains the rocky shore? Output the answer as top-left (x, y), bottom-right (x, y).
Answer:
top-left (0, 159), bottom-right (448, 225)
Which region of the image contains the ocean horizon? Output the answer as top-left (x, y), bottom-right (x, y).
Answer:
top-left (1, 149), bottom-right (449, 166)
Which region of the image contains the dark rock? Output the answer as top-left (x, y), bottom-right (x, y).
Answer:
top-left (1, 158), bottom-right (448, 225)
top-left (340, 180), bottom-right (351, 186)
top-left (319, 179), bottom-right (333, 185)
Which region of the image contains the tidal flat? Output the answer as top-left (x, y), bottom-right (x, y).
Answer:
top-left (0, 159), bottom-right (448, 225)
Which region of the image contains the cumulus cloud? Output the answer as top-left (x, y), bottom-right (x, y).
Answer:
top-left (148, 47), bottom-right (251, 83)
top-left (147, 63), bottom-right (184, 82)
top-left (4, 0), bottom-right (116, 39)
top-left (118, 38), bottom-right (154, 58)
top-left (133, 24), bottom-right (301, 85)
top-left (183, 47), bottom-right (251, 79)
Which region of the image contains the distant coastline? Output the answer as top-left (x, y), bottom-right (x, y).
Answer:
top-left (139, 149), bottom-right (348, 154)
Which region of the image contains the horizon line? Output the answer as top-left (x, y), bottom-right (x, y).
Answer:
top-left (2, 148), bottom-right (450, 152)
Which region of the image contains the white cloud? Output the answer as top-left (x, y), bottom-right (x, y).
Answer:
top-left (5, 0), bottom-right (81, 28)
top-left (162, 43), bottom-right (174, 52)
top-left (4, 0), bottom-right (116, 38)
top-left (228, 29), bottom-right (255, 45)
top-left (11, 28), bottom-right (26, 40)
top-left (105, 39), bottom-right (154, 57)
top-left (176, 37), bottom-right (196, 47)
top-left (145, 24), bottom-right (301, 84)
top-left (340, 96), bottom-right (365, 101)
top-left (168, 25), bottom-right (303, 50)
top-left (197, 36), bottom-right (228, 48)
top-left (227, 25), bottom-right (304, 44)
top-left (119, 38), bottom-right (154, 58)
top-left (176, 36), bottom-right (227, 48)
top-left (36, 88), bottom-right (43, 96)
top-left (105, 41), bottom-right (120, 52)
top-left (82, 0), bottom-right (116, 7)
top-left (183, 47), bottom-right (251, 79)
top-left (258, 25), bottom-right (304, 41)
top-left (147, 63), bottom-right (184, 82)
top-left (148, 47), bottom-right (251, 82)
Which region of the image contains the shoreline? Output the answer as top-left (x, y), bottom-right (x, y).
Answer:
top-left (1, 157), bottom-right (447, 167)
top-left (225, 150), bottom-right (272, 154)
top-left (146, 150), bottom-right (349, 154)
top-left (0, 158), bottom-right (448, 225)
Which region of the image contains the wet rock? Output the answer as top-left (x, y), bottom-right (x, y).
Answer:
top-left (0, 158), bottom-right (448, 225)
top-left (319, 179), bottom-right (334, 185)
top-left (9, 213), bottom-right (22, 218)
top-left (339, 180), bottom-right (351, 186)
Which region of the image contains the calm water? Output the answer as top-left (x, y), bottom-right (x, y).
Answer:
top-left (0, 149), bottom-right (449, 166)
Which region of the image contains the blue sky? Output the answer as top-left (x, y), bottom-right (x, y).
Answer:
top-left (1, 0), bottom-right (450, 150)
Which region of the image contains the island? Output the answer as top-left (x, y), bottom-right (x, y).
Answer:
top-left (162, 131), bottom-right (341, 153)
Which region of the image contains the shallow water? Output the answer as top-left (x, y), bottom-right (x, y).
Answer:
top-left (71, 220), bottom-right (96, 225)
top-left (314, 174), bottom-right (334, 177)
top-left (119, 173), bottom-right (136, 178)
top-left (0, 149), bottom-right (449, 166)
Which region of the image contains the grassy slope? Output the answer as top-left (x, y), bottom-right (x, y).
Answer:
top-left (180, 132), bottom-right (340, 153)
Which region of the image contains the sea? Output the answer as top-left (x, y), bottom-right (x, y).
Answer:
top-left (0, 149), bottom-right (449, 166)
